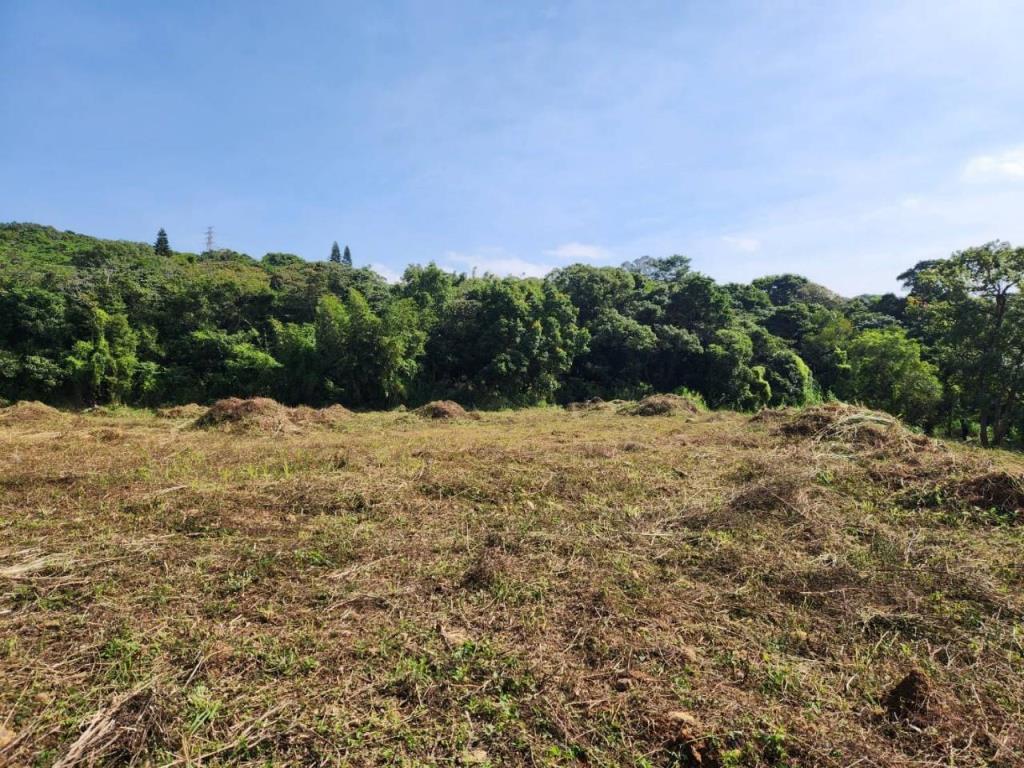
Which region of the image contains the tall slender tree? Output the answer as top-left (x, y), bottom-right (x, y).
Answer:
top-left (342, 245), bottom-right (353, 267)
top-left (154, 228), bottom-right (171, 257)
top-left (329, 241), bottom-right (342, 264)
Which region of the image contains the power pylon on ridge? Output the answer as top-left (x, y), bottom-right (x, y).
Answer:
top-left (204, 226), bottom-right (215, 253)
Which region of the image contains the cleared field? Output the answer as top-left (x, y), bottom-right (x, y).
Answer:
top-left (1, 403), bottom-right (1023, 767)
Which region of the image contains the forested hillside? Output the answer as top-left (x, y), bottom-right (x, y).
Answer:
top-left (2, 222), bottom-right (1022, 446)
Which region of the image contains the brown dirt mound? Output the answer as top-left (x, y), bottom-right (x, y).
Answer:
top-left (619, 394), bottom-right (699, 417)
top-left (882, 669), bottom-right (954, 728)
top-left (0, 401), bottom-right (65, 425)
top-left (194, 398), bottom-right (298, 433)
top-left (415, 400), bottom-right (471, 420)
top-left (948, 470), bottom-right (1024, 517)
top-left (460, 551), bottom-right (506, 589)
top-left (660, 710), bottom-right (712, 767)
top-left (156, 404), bottom-right (207, 419)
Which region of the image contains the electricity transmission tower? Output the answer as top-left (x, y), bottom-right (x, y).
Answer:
top-left (204, 226), bottom-right (215, 253)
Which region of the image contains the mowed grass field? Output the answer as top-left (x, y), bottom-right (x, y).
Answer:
top-left (1, 402), bottom-right (1023, 767)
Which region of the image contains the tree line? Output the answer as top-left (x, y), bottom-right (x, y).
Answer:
top-left (1, 223), bottom-right (1022, 447)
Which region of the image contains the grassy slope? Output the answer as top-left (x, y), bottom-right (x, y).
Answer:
top-left (0, 405), bottom-right (1022, 767)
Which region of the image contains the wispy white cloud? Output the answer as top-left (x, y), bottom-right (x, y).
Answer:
top-left (370, 262), bottom-right (402, 283)
top-left (438, 241), bottom-right (614, 278)
top-left (543, 241), bottom-right (612, 262)
top-left (962, 146), bottom-right (1024, 182)
top-left (684, 180), bottom-right (1024, 295)
top-left (442, 248), bottom-right (554, 278)
top-left (720, 235), bottom-right (761, 253)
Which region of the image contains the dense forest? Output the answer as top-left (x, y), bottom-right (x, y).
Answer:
top-left (1, 222), bottom-right (1022, 447)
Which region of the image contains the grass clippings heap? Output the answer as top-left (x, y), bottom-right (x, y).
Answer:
top-left (194, 397), bottom-right (297, 433)
top-left (290, 404), bottom-right (354, 428)
top-left (0, 400), bottom-right (65, 425)
top-left (194, 398), bottom-right (354, 434)
top-left (771, 402), bottom-right (926, 449)
top-left (155, 404), bottom-right (207, 420)
top-left (948, 470), bottom-right (1024, 517)
top-left (763, 404), bottom-right (1024, 522)
top-left (619, 393), bottom-right (700, 416)
top-left (414, 400), bottom-right (472, 420)
top-left (2, 405), bottom-right (1023, 766)
top-left (564, 396), bottom-right (611, 412)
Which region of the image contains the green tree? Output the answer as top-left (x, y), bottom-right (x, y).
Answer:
top-left (569, 308), bottom-right (658, 398)
top-left (399, 263), bottom-right (459, 327)
top-left (161, 328), bottom-right (279, 402)
top-left (749, 325), bottom-right (816, 406)
top-left (843, 328), bottom-right (942, 427)
top-left (154, 228), bottom-right (171, 257)
top-left (314, 290), bottom-right (424, 407)
top-left (269, 320), bottom-right (320, 404)
top-left (800, 314), bottom-right (853, 395)
top-left (903, 242), bottom-right (1024, 445)
top-left (330, 242), bottom-right (342, 264)
top-left (342, 245), bottom-right (352, 267)
top-left (426, 278), bottom-right (587, 406)
top-left (700, 327), bottom-right (771, 410)
top-left (314, 293), bottom-right (351, 397)
top-left (753, 274), bottom-right (843, 308)
top-left (549, 265), bottom-right (640, 325)
top-left (263, 252), bottom-right (304, 268)
top-left (622, 254), bottom-right (691, 283)
top-left (65, 307), bottom-right (140, 404)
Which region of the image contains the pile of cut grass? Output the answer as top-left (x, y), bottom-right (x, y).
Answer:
top-left (414, 400), bottom-right (473, 420)
top-left (764, 404), bottom-right (1024, 522)
top-left (564, 396), bottom-right (611, 412)
top-left (155, 403), bottom-right (207, 420)
top-left (193, 397), bottom-right (353, 433)
top-left (0, 400), bottom-right (65, 425)
top-left (619, 393), bottom-right (701, 416)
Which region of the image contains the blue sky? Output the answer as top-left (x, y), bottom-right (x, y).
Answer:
top-left (2, 1), bottom-right (1023, 294)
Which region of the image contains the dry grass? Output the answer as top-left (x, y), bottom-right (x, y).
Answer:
top-left (0, 401), bottom-right (66, 425)
top-left (1, 403), bottom-right (1023, 766)
top-left (193, 398), bottom-right (354, 434)
top-left (155, 404), bottom-right (207, 420)
top-left (619, 394), bottom-right (701, 417)
top-left (414, 400), bottom-right (475, 420)
top-left (564, 397), bottom-right (612, 413)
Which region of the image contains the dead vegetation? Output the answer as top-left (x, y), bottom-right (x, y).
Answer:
top-left (948, 470), bottom-right (1024, 517)
top-left (2, 404), bottom-right (1023, 766)
top-left (0, 400), bottom-right (65, 425)
top-left (289, 403), bottom-right (354, 427)
top-left (767, 402), bottom-right (928, 450)
top-left (761, 404), bottom-right (1024, 523)
top-left (564, 396), bottom-right (611, 412)
top-left (618, 393), bottom-right (700, 416)
top-left (155, 403), bottom-right (207, 419)
top-left (193, 397), bottom-right (353, 433)
top-left (414, 400), bottom-right (475, 420)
